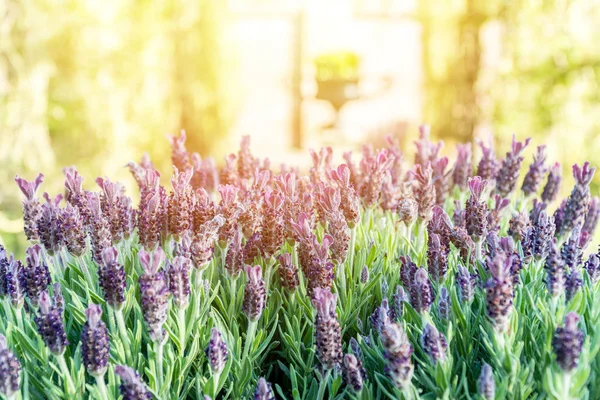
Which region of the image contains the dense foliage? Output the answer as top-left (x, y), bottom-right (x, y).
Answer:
top-left (0, 131), bottom-right (599, 399)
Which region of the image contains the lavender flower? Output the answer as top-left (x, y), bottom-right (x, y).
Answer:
top-left (477, 363), bottom-right (495, 400)
top-left (414, 125), bottom-right (443, 167)
top-left (466, 177), bottom-right (488, 242)
top-left (438, 287), bottom-right (451, 320)
top-left (559, 162), bottom-right (596, 237)
top-left (400, 255), bottom-right (417, 289)
top-left (14, 173), bottom-right (44, 242)
top-left (238, 135), bottom-right (255, 181)
top-left (342, 354), bottom-right (365, 392)
top-left (561, 226), bottom-right (584, 270)
top-left (453, 143), bottom-right (472, 190)
top-left (35, 291), bottom-right (68, 355)
top-left (277, 253), bottom-right (299, 291)
top-left (38, 193), bottom-right (64, 255)
top-left (5, 259), bottom-right (25, 308)
top-left (261, 190), bottom-right (285, 257)
top-left (360, 265), bottom-right (369, 284)
top-left (81, 304), bottom-right (110, 376)
top-left (552, 313), bottom-right (584, 372)
top-left (0, 248), bottom-right (8, 298)
top-left (524, 210), bottom-right (555, 260)
top-left (521, 145), bottom-right (547, 196)
top-left (508, 211), bottom-right (530, 243)
top-left (23, 245), bottom-right (51, 306)
top-left (167, 167), bottom-right (194, 241)
top-left (410, 268), bottom-right (433, 313)
top-left (311, 288), bottom-right (342, 370)
top-left (139, 248), bottom-right (170, 342)
top-left (541, 162), bottom-right (562, 203)
top-left (254, 377), bottom-right (275, 400)
top-left (544, 240), bottom-right (566, 298)
top-left (0, 335), bottom-right (21, 399)
top-left (87, 192), bottom-right (112, 264)
top-left (167, 130), bottom-right (192, 172)
top-left (411, 164), bottom-right (436, 222)
top-left (565, 269), bottom-right (583, 302)
top-left (476, 139), bottom-right (499, 182)
top-left (584, 253), bottom-right (600, 284)
top-left (421, 323), bottom-right (448, 363)
top-left (329, 164), bottom-right (361, 228)
top-left (453, 200), bottom-right (465, 228)
top-left (99, 247), bottom-right (126, 310)
top-left (317, 187), bottom-right (350, 264)
top-left (487, 195), bottom-right (510, 233)
top-left (370, 299), bottom-right (391, 333)
top-left (456, 265), bottom-right (477, 302)
top-left (485, 253), bottom-right (514, 333)
top-left (96, 177), bottom-right (130, 243)
top-left (167, 257), bottom-right (192, 309)
top-left (495, 135), bottom-right (531, 197)
top-left (583, 196), bottom-right (600, 237)
top-left (205, 328), bottom-right (228, 373)
top-left (114, 365), bottom-right (152, 400)
top-left (136, 170), bottom-right (164, 251)
top-left (432, 157), bottom-right (451, 205)
top-left (58, 204), bottom-right (87, 257)
top-left (397, 193), bottom-right (419, 227)
top-left (427, 233), bottom-right (448, 282)
top-left (381, 322), bottom-right (414, 388)
top-left (243, 265), bottom-right (266, 322)
top-left (391, 285), bottom-right (408, 322)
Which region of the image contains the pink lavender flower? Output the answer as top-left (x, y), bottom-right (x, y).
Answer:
top-left (35, 291), bottom-right (68, 355)
top-left (427, 234), bottom-right (448, 282)
top-left (559, 162), bottom-right (596, 237)
top-left (453, 143), bottom-right (472, 190)
top-left (96, 177), bottom-right (131, 243)
top-left (485, 253), bottom-right (514, 332)
top-left (192, 189), bottom-right (216, 231)
top-left (139, 248), bottom-right (170, 342)
top-left (191, 153), bottom-right (218, 192)
top-left (380, 322), bottom-right (414, 388)
top-left (277, 253), bottom-right (299, 291)
top-left (205, 328), bottom-right (228, 373)
top-left (317, 187), bottom-right (350, 264)
top-left (421, 323), bottom-right (448, 363)
top-left (115, 365), bottom-right (152, 400)
top-left (411, 164), bottom-right (436, 222)
top-left (329, 164), bottom-right (361, 227)
top-left (312, 287), bottom-right (343, 370)
top-left (58, 204), bottom-right (87, 257)
top-left (397, 190), bottom-right (419, 227)
top-left (217, 185), bottom-right (240, 243)
top-left (477, 363), bottom-right (495, 400)
top-left (432, 157), bottom-right (451, 206)
top-left (552, 313), bottom-right (584, 372)
top-left (254, 377), bottom-right (275, 400)
top-left (243, 265), bottom-right (266, 322)
top-left (542, 162), bottom-right (562, 203)
top-left (167, 130), bottom-right (192, 172)
top-left (37, 193), bottom-right (64, 255)
top-left (414, 125), bottom-right (443, 167)
top-left (476, 139), bottom-right (499, 183)
top-left (342, 354), bottom-right (365, 392)
top-left (521, 145), bottom-right (548, 196)
top-left (167, 257), bottom-right (191, 309)
top-left (456, 265), bottom-right (476, 302)
top-left (238, 135), bottom-right (255, 181)
top-left (544, 240), bottom-right (566, 297)
top-left (495, 135), bottom-right (531, 197)
top-left (487, 195), bottom-right (510, 233)
top-left (410, 268), bottom-right (433, 313)
top-left (136, 170), bottom-right (164, 251)
top-left (23, 245), bottom-right (50, 306)
top-left (0, 334), bottom-right (21, 399)
top-left (81, 304), bottom-right (110, 377)
top-left (359, 149), bottom-right (394, 207)
top-left (191, 216), bottom-right (224, 270)
top-left (166, 167), bottom-right (194, 241)
top-left (261, 190), bottom-right (285, 257)
top-left (466, 177), bottom-right (488, 241)
top-left (14, 173), bottom-right (44, 242)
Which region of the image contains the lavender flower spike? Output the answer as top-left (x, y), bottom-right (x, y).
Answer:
top-left (456, 265), bottom-right (476, 303)
top-left (277, 253), bottom-right (299, 291)
top-left (243, 265), bottom-right (266, 321)
top-left (81, 304), bottom-right (110, 377)
top-left (544, 240), bottom-right (566, 298)
top-left (167, 256), bottom-right (192, 309)
top-left (14, 173), bottom-right (44, 241)
top-left (0, 334), bottom-right (21, 399)
top-left (466, 176), bottom-right (489, 242)
top-left (205, 328), bottom-right (228, 374)
top-left (254, 377), bottom-right (275, 400)
top-left (139, 248), bottom-right (170, 342)
top-left (5, 258), bottom-right (25, 308)
top-left (521, 145), bottom-right (547, 196)
top-left (476, 139), bottom-right (498, 183)
top-left (495, 134), bottom-right (531, 197)
top-left (410, 268), bottom-right (433, 314)
top-left (477, 363), bottom-right (495, 400)
top-left (23, 245), bottom-right (51, 306)
top-left (312, 287), bottom-right (343, 370)
top-left (380, 322), bottom-right (414, 388)
top-left (541, 162), bottom-right (562, 203)
top-left (585, 253), bottom-right (600, 284)
top-left (552, 313), bottom-right (584, 372)
top-left (438, 287), bottom-right (451, 320)
top-left (115, 365), bottom-right (152, 400)
top-left (342, 354), bottom-right (365, 392)
top-left (421, 323), bottom-right (448, 363)
top-left (559, 162), bottom-right (596, 237)
top-left (452, 143), bottom-right (472, 190)
top-left (485, 253), bottom-right (514, 333)
top-left (99, 247), bottom-right (127, 310)
top-left (35, 291), bottom-right (68, 355)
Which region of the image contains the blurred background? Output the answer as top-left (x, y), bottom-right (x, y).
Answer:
top-left (2, 0), bottom-right (600, 251)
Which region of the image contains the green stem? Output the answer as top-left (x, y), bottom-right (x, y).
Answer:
top-left (115, 309), bottom-right (131, 361)
top-left (562, 372), bottom-right (571, 400)
top-left (317, 369), bottom-right (331, 400)
top-left (348, 226), bottom-right (356, 273)
top-left (156, 341), bottom-right (164, 391)
top-left (211, 370), bottom-right (222, 399)
top-left (243, 320), bottom-right (258, 360)
top-left (55, 353), bottom-right (75, 395)
top-left (95, 375), bottom-right (109, 400)
top-left (177, 307), bottom-right (187, 355)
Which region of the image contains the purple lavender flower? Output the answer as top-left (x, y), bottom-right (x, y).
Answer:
top-left (438, 287), bottom-right (451, 320)
top-left (317, 187), bottom-right (350, 264)
top-left (585, 253), bottom-right (600, 284)
top-left (508, 211), bottom-right (530, 243)
top-left (421, 323), bottom-right (448, 363)
top-left (58, 204), bottom-right (87, 257)
top-left (456, 265), bottom-right (477, 303)
top-left (87, 192), bottom-right (112, 264)
top-left (427, 233), bottom-right (448, 282)
top-left (559, 162), bottom-right (596, 237)
top-left (243, 265), bottom-right (266, 322)
top-left (453, 200), bottom-right (465, 228)
top-left (583, 196), bottom-right (600, 237)
top-left (477, 363), bottom-right (495, 400)
top-left (99, 247), bottom-right (126, 310)
top-left (495, 135), bottom-right (531, 197)
top-left (5, 259), bottom-right (25, 308)
top-left (360, 265), bottom-right (369, 284)
top-left (565, 269), bottom-right (583, 302)
top-left (115, 365), bottom-right (152, 400)
top-left (552, 313), bottom-right (584, 372)
top-left (276, 254), bottom-right (299, 292)
top-left (81, 304), bottom-right (110, 377)
top-left (311, 288), bottom-right (343, 370)
top-left (342, 354), bottom-right (365, 392)
top-left (261, 190), bottom-right (285, 258)
top-left (370, 299), bottom-right (391, 334)
top-left (391, 285), bottom-right (408, 322)
top-left (23, 245), bottom-right (50, 306)
top-left (0, 334), bottom-right (21, 399)
top-left (465, 177), bottom-right (488, 242)
top-left (524, 210), bottom-right (555, 259)
top-left (380, 322), bottom-right (414, 388)
top-left (521, 145), bottom-right (547, 196)
top-left (35, 291), bottom-right (68, 355)
top-left (541, 162), bottom-right (562, 203)
top-left (14, 173), bottom-right (44, 241)
top-left (410, 268), bottom-right (433, 313)
top-left (167, 257), bottom-right (191, 309)
top-left (453, 143), bottom-right (472, 190)
top-left (37, 193), bottom-right (64, 256)
top-left (561, 226), bottom-right (584, 270)
top-left (254, 377), bottom-right (275, 400)
top-left (487, 195), bottom-right (510, 233)
top-left (400, 255), bottom-right (417, 289)
top-left (485, 253), bottom-right (514, 332)
top-left (544, 240), bottom-right (566, 297)
top-left (0, 248), bottom-right (8, 298)
top-left (476, 139), bottom-right (499, 186)
top-left (432, 157), bottom-right (451, 206)
top-left (63, 168), bottom-right (92, 228)
top-left (411, 164), bottom-right (436, 222)
top-left (205, 328), bottom-right (228, 373)
top-left (139, 248), bottom-right (170, 342)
